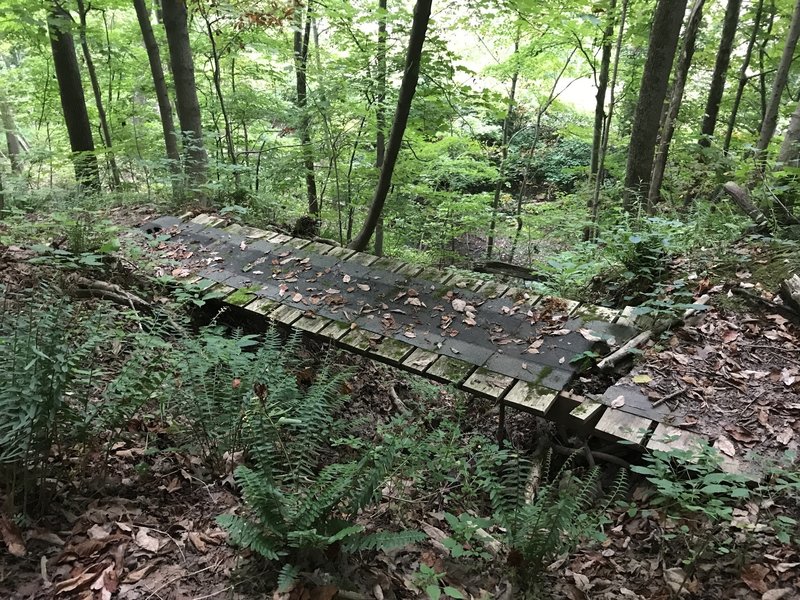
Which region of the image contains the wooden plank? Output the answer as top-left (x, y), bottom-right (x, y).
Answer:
top-left (418, 266), bottom-right (453, 284)
top-left (450, 276), bottom-right (484, 292)
top-left (268, 232), bottom-right (293, 244)
top-left (319, 320), bottom-right (352, 340)
top-left (326, 246), bottom-right (356, 260)
top-left (503, 381), bottom-right (557, 415)
top-left (427, 356), bottom-right (475, 384)
top-left (284, 237), bottom-right (312, 250)
top-left (396, 263), bottom-right (424, 277)
top-left (224, 287), bottom-right (260, 306)
top-left (340, 328), bottom-right (380, 351)
top-left (402, 347), bottom-right (440, 373)
top-left (206, 283), bottom-right (235, 296)
top-left (475, 281), bottom-right (510, 298)
top-left (294, 313), bottom-right (333, 334)
top-left (463, 367), bottom-right (514, 399)
top-left (570, 399), bottom-right (605, 422)
top-left (347, 252), bottom-right (380, 266)
top-left (238, 225), bottom-right (274, 239)
top-left (371, 338), bottom-right (413, 363)
top-left (617, 306), bottom-right (637, 327)
top-left (647, 423), bottom-right (705, 455)
top-left (244, 297), bottom-right (278, 315)
top-left (573, 304), bottom-right (621, 322)
top-left (595, 409), bottom-right (652, 445)
top-left (303, 241), bottom-right (335, 255)
top-left (372, 256), bottom-right (407, 272)
top-left (503, 286), bottom-right (539, 305)
top-left (191, 213), bottom-right (215, 226)
top-left (190, 277), bottom-right (217, 291)
top-left (269, 304), bottom-right (303, 325)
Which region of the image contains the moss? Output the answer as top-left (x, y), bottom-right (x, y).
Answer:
top-left (226, 285), bottom-right (262, 306)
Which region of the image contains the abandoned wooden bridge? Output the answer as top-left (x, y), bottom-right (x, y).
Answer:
top-left (141, 213), bottom-right (751, 473)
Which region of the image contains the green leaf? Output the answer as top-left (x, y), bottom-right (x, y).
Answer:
top-left (426, 585), bottom-right (442, 600)
top-left (443, 587), bottom-right (465, 599)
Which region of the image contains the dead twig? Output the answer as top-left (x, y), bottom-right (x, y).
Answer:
top-left (652, 385), bottom-right (687, 408)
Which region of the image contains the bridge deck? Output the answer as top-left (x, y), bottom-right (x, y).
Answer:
top-left (141, 214), bottom-right (752, 474)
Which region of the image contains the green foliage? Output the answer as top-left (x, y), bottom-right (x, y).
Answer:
top-left (476, 448), bottom-right (626, 590)
top-left (214, 328), bottom-right (423, 568)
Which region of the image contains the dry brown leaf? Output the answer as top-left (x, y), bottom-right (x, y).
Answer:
top-left (451, 298), bottom-right (467, 313)
top-left (715, 435), bottom-right (736, 457)
top-left (134, 528), bottom-right (161, 553)
top-left (342, 274), bottom-right (351, 283)
top-left (762, 590), bottom-right (794, 600)
top-left (741, 563), bottom-right (770, 593)
top-left (357, 283), bottom-right (370, 291)
top-left (776, 427), bottom-right (794, 445)
top-left (0, 515), bottom-right (26, 557)
top-left (188, 532), bottom-right (207, 553)
top-left (611, 395), bottom-right (626, 409)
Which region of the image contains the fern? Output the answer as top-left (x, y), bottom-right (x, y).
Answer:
top-left (343, 530), bottom-right (427, 552)
top-left (277, 563), bottom-right (300, 592)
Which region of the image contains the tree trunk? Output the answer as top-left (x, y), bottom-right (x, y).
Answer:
top-left (699, 0), bottom-right (741, 147)
top-left (590, 0), bottom-right (616, 178)
top-left (198, 3), bottom-right (236, 178)
top-left (294, 1), bottom-right (318, 215)
top-left (622, 0), bottom-right (688, 211)
top-left (772, 98), bottom-right (800, 224)
top-left (723, 0), bottom-right (765, 152)
top-left (47, 4), bottom-right (100, 190)
top-left (348, 0), bottom-right (432, 251)
top-left (648, 0), bottom-right (705, 211)
top-left (752, 0), bottom-right (800, 174)
top-left (76, 0), bottom-right (121, 190)
top-left (161, 0), bottom-right (208, 195)
top-left (0, 93), bottom-right (23, 173)
top-left (487, 30), bottom-right (520, 260)
top-left (133, 0), bottom-right (182, 196)
top-left (374, 0), bottom-right (388, 256)
top-left (757, 3), bottom-right (777, 133)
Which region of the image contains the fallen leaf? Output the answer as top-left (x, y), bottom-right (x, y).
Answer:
top-left (632, 374), bottom-right (652, 384)
top-left (715, 435), bottom-right (736, 457)
top-left (357, 283), bottom-right (370, 291)
top-left (776, 427), bottom-right (793, 445)
top-left (0, 515), bottom-right (26, 557)
top-left (451, 298), bottom-right (467, 313)
top-left (741, 563), bottom-right (770, 593)
top-left (342, 274), bottom-right (351, 283)
top-left (762, 590), bottom-right (794, 600)
top-left (134, 528), bottom-right (161, 553)
top-left (292, 292), bottom-right (303, 302)
top-left (611, 395), bottom-right (626, 409)
top-left (579, 328), bottom-right (601, 342)
top-left (188, 532), bottom-right (207, 553)
top-left (403, 331), bottom-right (416, 339)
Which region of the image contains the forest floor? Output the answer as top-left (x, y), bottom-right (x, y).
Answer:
top-left (0, 211), bottom-right (798, 600)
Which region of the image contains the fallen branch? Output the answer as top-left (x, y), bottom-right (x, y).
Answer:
top-left (721, 182), bottom-right (771, 233)
top-left (473, 260), bottom-right (540, 281)
top-left (732, 286), bottom-right (799, 321)
top-left (652, 385), bottom-right (687, 408)
top-left (596, 330), bottom-right (651, 371)
top-left (780, 274), bottom-right (800, 313)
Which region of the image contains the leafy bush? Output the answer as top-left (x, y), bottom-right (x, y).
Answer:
top-left (476, 448), bottom-right (626, 591)
top-left (214, 329), bottom-right (424, 575)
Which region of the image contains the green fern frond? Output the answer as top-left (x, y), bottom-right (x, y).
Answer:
top-left (277, 563), bottom-right (300, 592)
top-left (343, 530), bottom-right (427, 552)
top-left (216, 514), bottom-right (283, 560)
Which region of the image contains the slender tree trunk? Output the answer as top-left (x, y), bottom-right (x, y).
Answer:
top-left (757, 3), bottom-right (777, 132)
top-left (591, 0), bottom-right (616, 178)
top-left (487, 30), bottom-right (520, 260)
top-left (133, 0), bottom-right (182, 196)
top-left (374, 0), bottom-right (388, 256)
top-left (76, 0), bottom-right (121, 190)
top-left (647, 0), bottom-right (705, 211)
top-left (198, 3), bottom-right (237, 181)
top-left (698, 0), bottom-right (741, 146)
top-left (752, 0), bottom-right (800, 175)
top-left (723, 0), bottom-right (765, 152)
top-left (294, 1), bottom-right (318, 215)
top-left (586, 0), bottom-right (629, 240)
top-left (348, 0), bottom-right (432, 251)
top-left (161, 0), bottom-right (208, 196)
top-left (622, 0), bottom-right (688, 211)
top-left (47, 4), bottom-right (100, 190)
top-left (0, 93), bottom-right (22, 173)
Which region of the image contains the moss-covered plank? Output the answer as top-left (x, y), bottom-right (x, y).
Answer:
top-left (462, 367), bottom-right (514, 399)
top-left (340, 327), bottom-right (381, 351)
top-left (303, 241), bottom-right (335, 255)
top-left (402, 347), bottom-right (440, 373)
top-left (474, 281), bottom-right (509, 299)
top-left (283, 237), bottom-right (312, 250)
top-left (372, 256), bottom-right (407, 272)
top-left (426, 356), bottom-right (475, 384)
top-left (646, 423), bottom-right (706, 456)
top-left (396, 263), bottom-right (424, 277)
top-left (244, 297), bottom-right (278, 315)
top-left (570, 399), bottom-right (605, 422)
top-left (269, 304), bottom-right (304, 325)
top-left (371, 337), bottom-right (413, 363)
top-left (268, 232), bottom-right (293, 244)
top-left (319, 320), bottom-right (352, 340)
top-left (225, 286), bottom-right (261, 306)
top-left (503, 381), bottom-right (558, 415)
top-left (294, 313), bottom-right (332, 334)
top-left (417, 266), bottom-right (452, 284)
top-left (595, 409), bottom-right (652, 445)
top-left (573, 304), bottom-right (621, 323)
